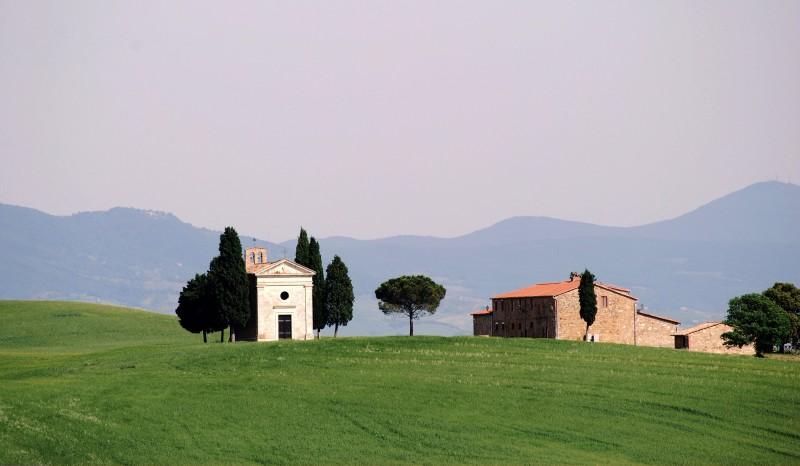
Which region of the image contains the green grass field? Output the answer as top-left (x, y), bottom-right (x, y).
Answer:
top-left (1, 300), bottom-right (798, 464)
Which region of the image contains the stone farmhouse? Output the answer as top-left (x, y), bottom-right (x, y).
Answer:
top-left (471, 272), bottom-right (677, 347)
top-left (471, 272), bottom-right (754, 354)
top-left (674, 322), bottom-right (754, 355)
top-left (234, 247), bottom-right (315, 342)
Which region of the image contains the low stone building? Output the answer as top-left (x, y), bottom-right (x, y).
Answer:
top-left (636, 311), bottom-right (680, 348)
top-left (234, 247), bottom-right (315, 342)
top-left (674, 322), bottom-right (754, 355)
top-left (470, 307), bottom-right (493, 336)
top-left (471, 272), bottom-right (682, 348)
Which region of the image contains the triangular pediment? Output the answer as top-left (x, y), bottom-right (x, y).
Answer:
top-left (253, 258), bottom-right (315, 277)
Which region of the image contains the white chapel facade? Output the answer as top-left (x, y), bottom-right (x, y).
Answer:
top-left (235, 247), bottom-right (315, 342)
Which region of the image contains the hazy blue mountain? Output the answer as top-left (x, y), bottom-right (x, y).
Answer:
top-left (1, 181), bottom-right (798, 336)
top-left (0, 205), bottom-right (281, 311)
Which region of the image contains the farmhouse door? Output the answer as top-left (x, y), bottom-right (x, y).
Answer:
top-left (535, 317), bottom-right (548, 338)
top-left (278, 315), bottom-right (292, 339)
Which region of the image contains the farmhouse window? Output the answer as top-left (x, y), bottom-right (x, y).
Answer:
top-left (601, 296), bottom-right (608, 308)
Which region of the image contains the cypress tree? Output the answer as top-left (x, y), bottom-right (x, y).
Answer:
top-left (176, 273), bottom-right (216, 343)
top-left (578, 269), bottom-right (597, 341)
top-left (309, 237), bottom-right (327, 338)
top-left (295, 228), bottom-right (310, 267)
top-left (208, 227), bottom-right (250, 342)
top-left (325, 255), bottom-right (354, 337)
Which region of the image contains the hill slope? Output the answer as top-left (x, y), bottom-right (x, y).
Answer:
top-left (1, 301), bottom-right (798, 464)
top-left (1, 182), bottom-right (799, 335)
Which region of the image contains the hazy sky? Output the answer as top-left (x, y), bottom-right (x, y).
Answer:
top-left (1, 1), bottom-right (798, 241)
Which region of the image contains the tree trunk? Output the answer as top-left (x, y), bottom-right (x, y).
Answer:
top-left (334, 323), bottom-right (339, 337)
top-left (584, 323), bottom-right (589, 341)
top-left (220, 328), bottom-right (225, 343)
top-left (316, 329), bottom-right (320, 339)
top-left (230, 328), bottom-right (235, 343)
top-left (409, 312), bottom-right (414, 336)
top-left (203, 330), bottom-right (207, 343)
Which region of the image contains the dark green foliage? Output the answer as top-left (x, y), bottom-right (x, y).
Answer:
top-left (175, 273), bottom-right (218, 342)
top-left (578, 269), bottom-right (597, 340)
top-left (763, 282), bottom-right (800, 345)
top-left (309, 237), bottom-right (327, 337)
top-left (723, 293), bottom-right (792, 357)
top-left (375, 275), bottom-right (446, 336)
top-left (294, 228), bottom-right (310, 267)
top-left (324, 255), bottom-right (354, 337)
top-left (208, 227), bottom-right (250, 342)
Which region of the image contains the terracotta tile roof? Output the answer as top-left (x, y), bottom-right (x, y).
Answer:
top-left (637, 310), bottom-right (680, 325)
top-left (674, 321), bottom-right (724, 336)
top-left (493, 280), bottom-right (579, 299)
top-left (602, 283), bottom-right (631, 293)
top-left (470, 308), bottom-right (493, 316)
top-left (492, 279), bottom-right (637, 300)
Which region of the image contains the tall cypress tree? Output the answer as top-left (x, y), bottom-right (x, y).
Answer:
top-left (308, 237), bottom-right (327, 338)
top-left (295, 228), bottom-right (310, 267)
top-left (208, 227), bottom-right (250, 342)
top-left (325, 255), bottom-right (354, 337)
top-left (578, 269), bottom-right (597, 341)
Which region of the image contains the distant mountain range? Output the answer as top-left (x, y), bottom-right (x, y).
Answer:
top-left (1, 181), bottom-right (798, 336)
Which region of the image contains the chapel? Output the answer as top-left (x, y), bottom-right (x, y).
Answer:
top-left (234, 247), bottom-right (315, 341)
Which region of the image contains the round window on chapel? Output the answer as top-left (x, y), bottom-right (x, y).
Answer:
top-left (280, 291), bottom-right (289, 300)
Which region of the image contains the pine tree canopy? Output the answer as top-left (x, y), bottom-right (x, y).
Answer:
top-left (375, 275), bottom-right (446, 336)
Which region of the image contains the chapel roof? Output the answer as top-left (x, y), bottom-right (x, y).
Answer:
top-left (249, 258), bottom-right (315, 276)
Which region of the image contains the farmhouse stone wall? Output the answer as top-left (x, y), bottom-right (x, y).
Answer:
top-left (555, 287), bottom-right (636, 344)
top-left (683, 323), bottom-right (754, 355)
top-left (490, 297), bottom-right (556, 338)
top-left (636, 313), bottom-right (678, 348)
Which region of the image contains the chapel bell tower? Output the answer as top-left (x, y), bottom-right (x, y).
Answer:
top-left (244, 247), bottom-right (268, 273)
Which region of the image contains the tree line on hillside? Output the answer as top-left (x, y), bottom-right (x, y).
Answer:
top-left (175, 227), bottom-right (249, 342)
top-left (722, 282), bottom-right (799, 357)
top-left (293, 228), bottom-right (354, 337)
top-left (175, 226), bottom-right (355, 342)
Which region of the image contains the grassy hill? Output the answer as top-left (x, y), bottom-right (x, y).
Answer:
top-left (1, 301), bottom-right (798, 464)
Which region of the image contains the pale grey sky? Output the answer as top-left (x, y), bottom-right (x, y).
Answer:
top-left (1, 0), bottom-right (798, 241)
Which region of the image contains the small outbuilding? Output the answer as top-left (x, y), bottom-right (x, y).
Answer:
top-left (673, 322), bottom-right (754, 355)
top-left (635, 311), bottom-right (680, 348)
top-left (470, 306), bottom-right (493, 336)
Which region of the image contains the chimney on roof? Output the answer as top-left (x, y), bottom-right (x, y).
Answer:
top-left (569, 271), bottom-right (581, 282)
